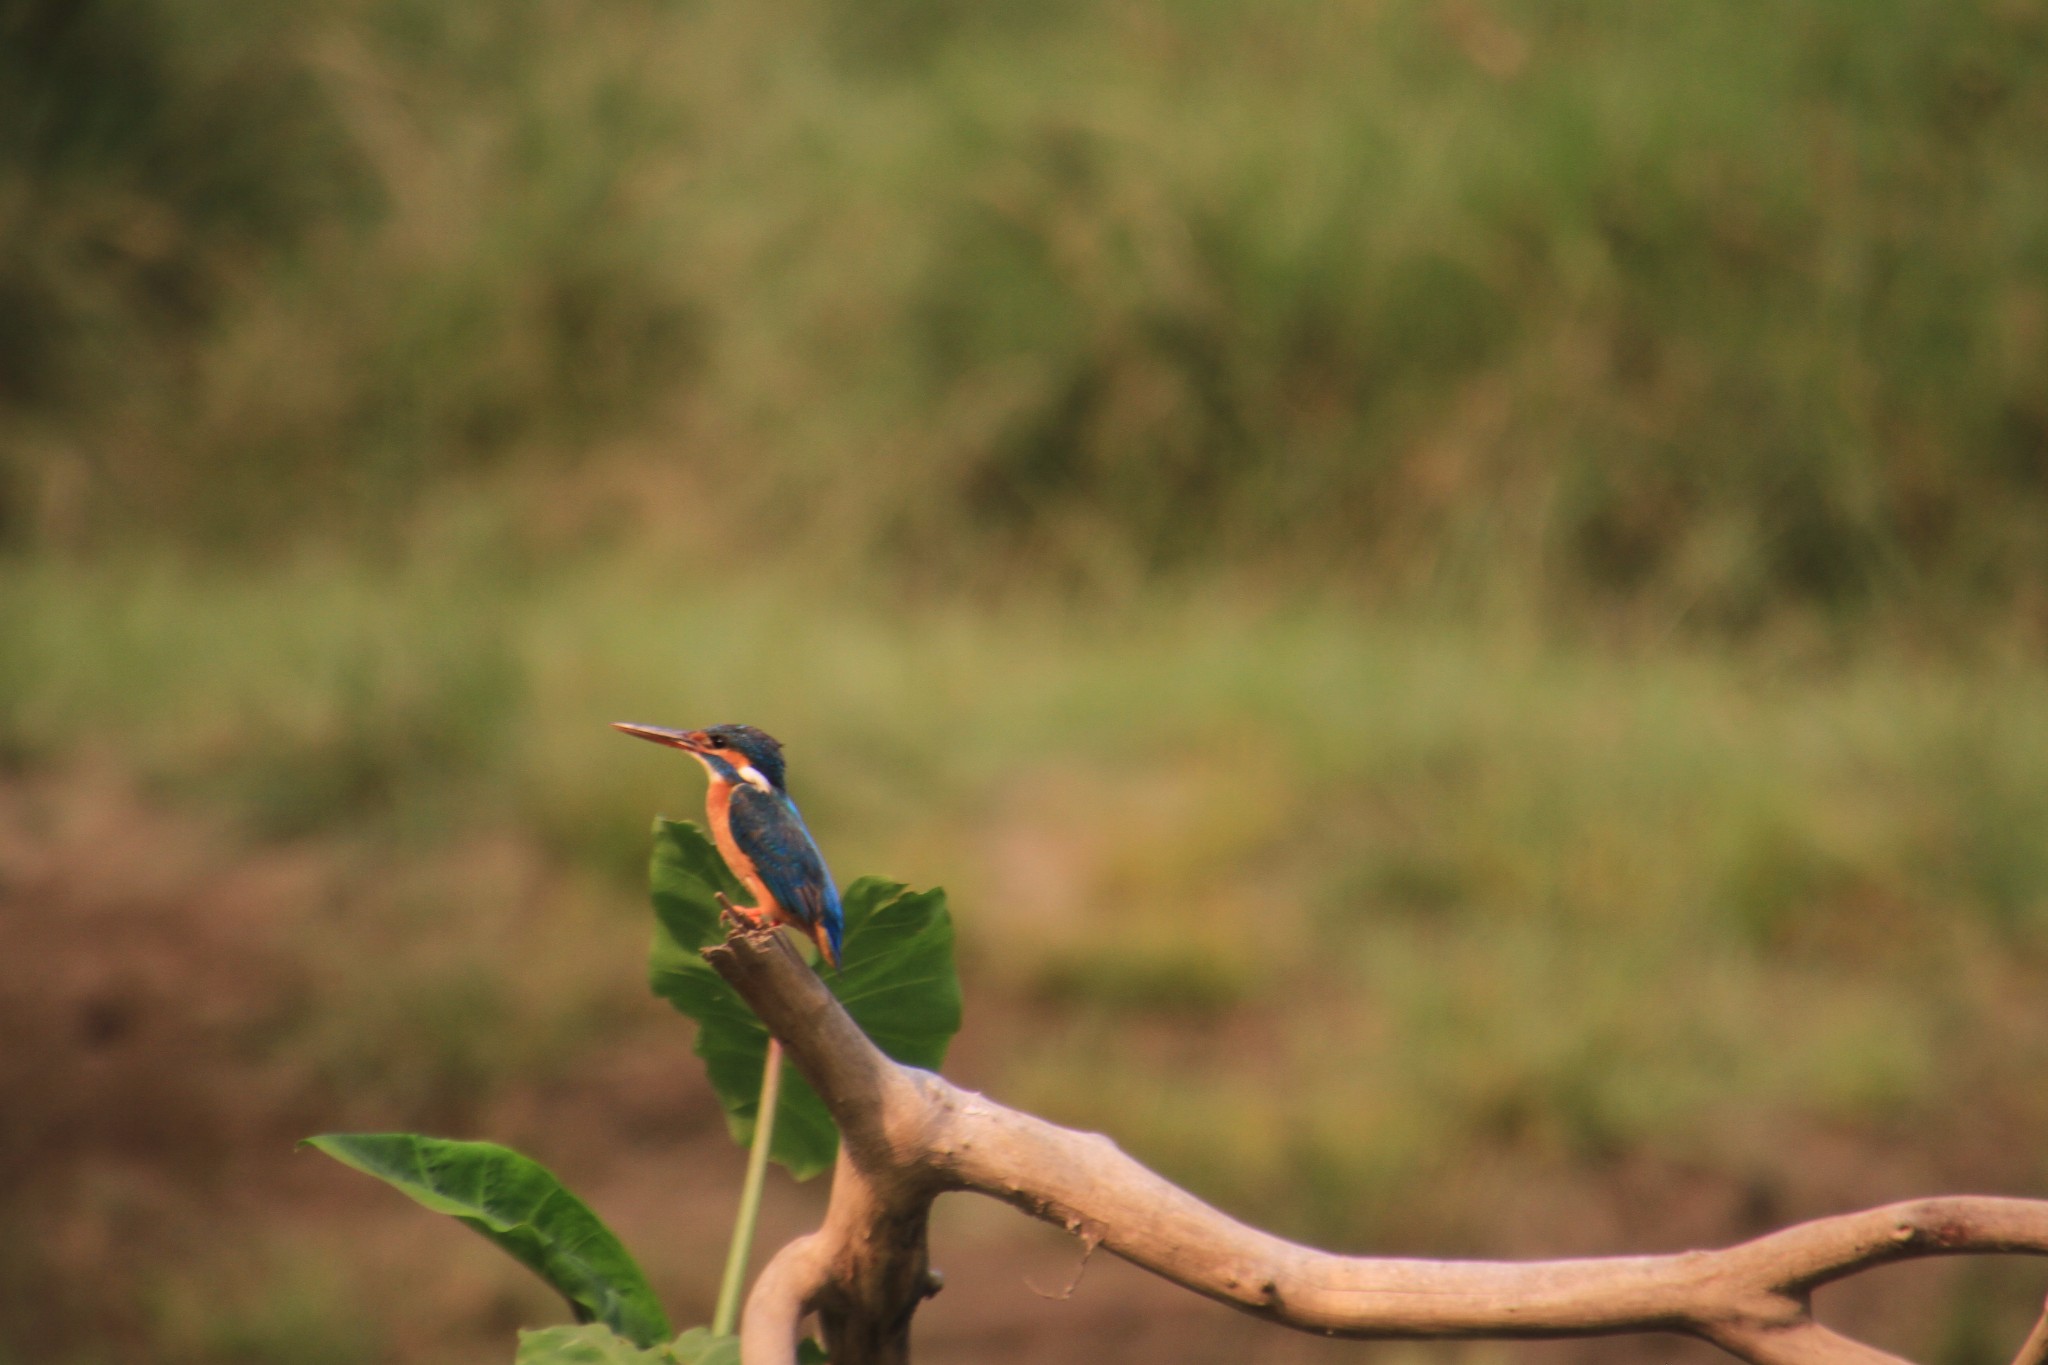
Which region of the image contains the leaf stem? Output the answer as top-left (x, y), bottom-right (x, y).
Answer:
top-left (713, 1038), bottom-right (783, 1336)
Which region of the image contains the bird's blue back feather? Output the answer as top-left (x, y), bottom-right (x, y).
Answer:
top-left (728, 783), bottom-right (844, 962)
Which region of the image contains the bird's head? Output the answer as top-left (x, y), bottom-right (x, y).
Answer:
top-left (613, 721), bottom-right (788, 792)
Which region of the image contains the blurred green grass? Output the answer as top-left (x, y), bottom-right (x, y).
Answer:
top-left (5, 0), bottom-right (2047, 620)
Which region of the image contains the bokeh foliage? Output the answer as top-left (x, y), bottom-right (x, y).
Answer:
top-left (4, 0), bottom-right (2046, 623)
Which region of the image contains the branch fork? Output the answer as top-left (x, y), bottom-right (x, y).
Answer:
top-left (703, 926), bottom-right (2048, 1365)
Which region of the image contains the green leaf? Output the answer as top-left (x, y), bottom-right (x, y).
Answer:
top-left (512, 1325), bottom-right (818, 1365)
top-left (306, 1134), bottom-right (671, 1346)
top-left (647, 819), bottom-right (962, 1180)
top-left (517, 1325), bottom-right (687, 1365)
top-left (668, 1328), bottom-right (742, 1365)
top-left (830, 878), bottom-right (961, 1073)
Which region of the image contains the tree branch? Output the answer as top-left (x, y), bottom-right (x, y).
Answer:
top-left (704, 926), bottom-right (2048, 1365)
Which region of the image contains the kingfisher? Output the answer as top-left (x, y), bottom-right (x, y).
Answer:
top-left (612, 721), bottom-right (844, 969)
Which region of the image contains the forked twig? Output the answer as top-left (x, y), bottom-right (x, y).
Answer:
top-left (704, 926), bottom-right (2048, 1365)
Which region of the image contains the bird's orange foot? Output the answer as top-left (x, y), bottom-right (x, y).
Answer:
top-left (715, 892), bottom-right (770, 932)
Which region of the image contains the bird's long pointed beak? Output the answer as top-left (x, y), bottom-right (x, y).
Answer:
top-left (611, 721), bottom-right (709, 751)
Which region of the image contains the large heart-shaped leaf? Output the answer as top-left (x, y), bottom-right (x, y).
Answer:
top-left (306, 1134), bottom-right (671, 1346)
top-left (646, 819), bottom-right (961, 1179)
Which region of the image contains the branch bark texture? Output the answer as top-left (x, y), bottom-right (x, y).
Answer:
top-left (705, 927), bottom-right (2048, 1365)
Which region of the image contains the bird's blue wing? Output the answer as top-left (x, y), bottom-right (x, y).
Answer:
top-left (729, 784), bottom-right (844, 963)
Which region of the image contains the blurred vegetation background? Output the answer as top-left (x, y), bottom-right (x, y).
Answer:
top-left (4, 0), bottom-right (2048, 1361)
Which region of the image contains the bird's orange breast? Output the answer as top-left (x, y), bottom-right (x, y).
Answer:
top-left (704, 778), bottom-right (781, 916)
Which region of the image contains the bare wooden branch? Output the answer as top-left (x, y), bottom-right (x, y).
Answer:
top-left (704, 925), bottom-right (2048, 1365)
